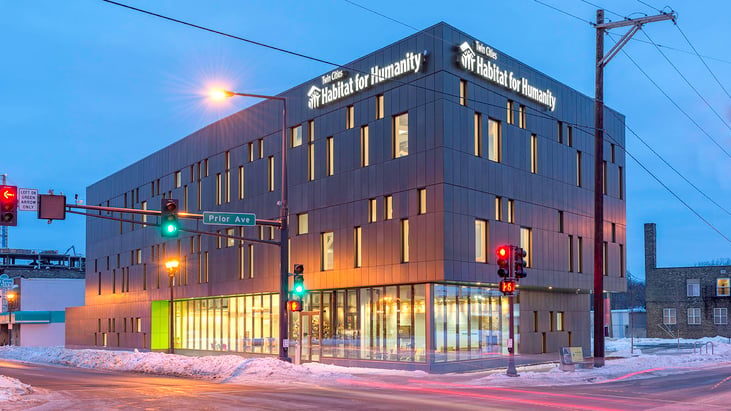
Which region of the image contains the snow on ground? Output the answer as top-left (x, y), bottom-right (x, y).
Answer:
top-left (0, 336), bottom-right (730, 401)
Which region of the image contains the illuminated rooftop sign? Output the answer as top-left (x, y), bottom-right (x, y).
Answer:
top-left (308, 51), bottom-right (428, 109)
top-left (458, 41), bottom-right (557, 111)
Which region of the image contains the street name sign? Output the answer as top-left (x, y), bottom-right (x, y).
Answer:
top-left (202, 212), bottom-right (256, 226)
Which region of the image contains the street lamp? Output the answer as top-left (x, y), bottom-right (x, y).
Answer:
top-left (211, 88), bottom-right (290, 362)
top-left (6, 288), bottom-right (17, 346)
top-left (165, 259), bottom-right (180, 354)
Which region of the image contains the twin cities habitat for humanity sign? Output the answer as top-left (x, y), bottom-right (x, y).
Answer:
top-left (307, 51), bottom-right (428, 109)
top-left (458, 40), bottom-right (557, 111)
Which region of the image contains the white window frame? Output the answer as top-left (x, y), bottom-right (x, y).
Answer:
top-left (663, 308), bottom-right (676, 325)
top-left (714, 308), bottom-right (728, 325)
top-left (687, 307), bottom-right (701, 325)
top-left (687, 279), bottom-right (700, 297)
top-left (717, 278), bottom-right (730, 296)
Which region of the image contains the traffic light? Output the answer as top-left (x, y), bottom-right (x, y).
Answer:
top-left (287, 300), bottom-right (303, 312)
top-left (160, 198), bottom-right (179, 237)
top-left (293, 264), bottom-right (305, 296)
top-left (499, 279), bottom-right (516, 295)
top-left (496, 246), bottom-right (510, 278)
top-left (513, 246), bottom-right (527, 279)
top-left (0, 185), bottom-right (18, 227)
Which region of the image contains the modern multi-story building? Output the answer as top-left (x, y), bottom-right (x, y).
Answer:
top-left (66, 22), bottom-right (627, 372)
top-left (645, 223), bottom-right (730, 339)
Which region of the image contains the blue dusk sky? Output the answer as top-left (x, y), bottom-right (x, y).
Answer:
top-left (1, 0), bottom-right (729, 280)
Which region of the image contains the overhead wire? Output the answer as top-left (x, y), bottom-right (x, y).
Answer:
top-left (674, 23), bottom-right (731, 99)
top-left (639, 29), bottom-right (731, 131)
top-left (100, 0), bottom-right (731, 241)
top-left (607, 32), bottom-right (731, 159)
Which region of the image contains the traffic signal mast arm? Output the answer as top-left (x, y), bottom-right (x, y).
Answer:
top-left (65, 204), bottom-right (280, 245)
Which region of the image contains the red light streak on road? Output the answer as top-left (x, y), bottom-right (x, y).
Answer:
top-left (407, 380), bottom-right (634, 404)
top-left (337, 379), bottom-right (624, 411)
top-left (712, 375), bottom-right (731, 390)
top-left (597, 366), bottom-right (698, 384)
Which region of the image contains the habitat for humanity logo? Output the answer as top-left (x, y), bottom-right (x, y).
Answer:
top-left (457, 41), bottom-right (556, 111)
top-left (308, 51), bottom-right (428, 109)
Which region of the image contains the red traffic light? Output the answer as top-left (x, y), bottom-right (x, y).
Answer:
top-left (287, 300), bottom-right (303, 312)
top-left (497, 246), bottom-right (508, 258)
top-left (499, 280), bottom-right (516, 295)
top-left (0, 185), bottom-right (18, 227)
top-left (497, 245), bottom-right (510, 278)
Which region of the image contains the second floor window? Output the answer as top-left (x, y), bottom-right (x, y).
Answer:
top-left (321, 232), bottom-right (334, 271)
top-left (717, 278), bottom-right (730, 296)
top-left (687, 279), bottom-right (700, 297)
top-left (393, 113), bottom-right (409, 158)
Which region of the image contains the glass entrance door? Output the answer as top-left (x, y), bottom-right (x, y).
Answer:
top-left (300, 312), bottom-right (321, 362)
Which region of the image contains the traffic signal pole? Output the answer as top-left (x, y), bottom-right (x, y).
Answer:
top-left (592, 9), bottom-right (674, 367)
top-left (1, 174), bottom-right (6, 249)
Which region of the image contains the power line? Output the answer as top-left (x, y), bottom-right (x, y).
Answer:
top-left (533, 0), bottom-right (595, 26)
top-left (635, 0), bottom-right (662, 14)
top-left (101, 0), bottom-right (731, 241)
top-left (343, 0), bottom-right (421, 31)
top-left (578, 0), bottom-right (625, 20)
top-left (608, 32), bottom-right (731, 159)
top-left (640, 29), bottom-right (731, 131)
top-left (674, 23), bottom-right (731, 99)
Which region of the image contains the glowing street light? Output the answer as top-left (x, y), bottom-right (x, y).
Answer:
top-left (208, 88), bottom-right (290, 363)
top-left (165, 259), bottom-right (180, 354)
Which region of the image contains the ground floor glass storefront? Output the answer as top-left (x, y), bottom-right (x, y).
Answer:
top-left (169, 283), bottom-right (518, 363)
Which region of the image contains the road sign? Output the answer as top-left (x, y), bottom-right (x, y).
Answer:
top-left (202, 212), bottom-right (256, 226)
top-left (18, 188), bottom-right (38, 211)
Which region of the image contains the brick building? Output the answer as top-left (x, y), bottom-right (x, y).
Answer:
top-left (645, 223), bottom-right (731, 338)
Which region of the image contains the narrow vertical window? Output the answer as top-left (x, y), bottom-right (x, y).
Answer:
top-left (558, 210), bottom-right (564, 233)
top-left (393, 113), bottom-right (409, 158)
top-left (567, 125), bottom-right (573, 147)
top-left (196, 180), bottom-right (201, 210)
top-left (618, 166), bottom-right (623, 199)
top-left (360, 125), bottom-right (369, 167)
top-left (519, 104), bottom-right (526, 129)
top-left (459, 79), bottom-right (467, 106)
top-left (226, 228), bottom-right (235, 247)
top-left (175, 171), bottom-right (181, 188)
top-left (520, 227), bottom-right (533, 267)
top-left (603, 241), bottom-right (608, 276)
top-left (308, 141), bottom-right (315, 181)
top-left (384, 195), bottom-right (393, 220)
top-left (248, 244), bottom-right (254, 278)
top-left (507, 199), bottom-right (515, 223)
top-left (474, 113), bottom-right (482, 157)
top-left (418, 188), bottom-right (426, 215)
top-left (203, 160), bottom-right (208, 177)
top-left (297, 213), bottom-right (308, 235)
top-left (475, 219), bottom-right (488, 263)
top-left (258, 138), bottom-right (264, 159)
top-left (530, 134), bottom-right (538, 174)
top-left (308, 120), bottom-right (315, 142)
top-left (376, 94), bottom-right (384, 119)
top-left (602, 160), bottom-right (607, 195)
top-left (183, 185), bottom-right (188, 211)
top-left (488, 118), bottom-right (501, 162)
top-left (495, 196), bottom-right (503, 221)
top-left (577, 236), bottom-right (583, 273)
top-left (225, 171), bottom-right (230, 203)
top-left (368, 198), bottom-right (377, 223)
top-left (568, 235), bottom-right (574, 272)
top-left (506, 100), bottom-right (514, 125)
top-left (326, 136), bottom-right (334, 176)
top-left (321, 232), bottom-right (334, 271)
top-left (610, 144), bottom-right (616, 163)
top-left (400, 219), bottom-right (409, 263)
top-left (268, 156), bottom-right (275, 191)
top-left (619, 244), bottom-right (625, 277)
top-left (291, 125), bottom-right (302, 148)
top-left (612, 223), bottom-right (616, 242)
top-left (141, 201), bottom-right (147, 224)
top-left (203, 251), bottom-right (209, 283)
top-left (239, 246), bottom-right (245, 279)
top-left (576, 151), bottom-right (582, 187)
top-left (248, 142), bottom-right (254, 162)
top-left (238, 166), bottom-right (245, 199)
top-left (346, 105), bottom-right (354, 129)
top-left (557, 121), bottom-right (563, 143)
top-left (215, 173), bottom-right (222, 205)
top-left (354, 226), bottom-right (362, 268)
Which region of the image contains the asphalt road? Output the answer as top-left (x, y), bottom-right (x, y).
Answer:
top-left (1, 359), bottom-right (730, 410)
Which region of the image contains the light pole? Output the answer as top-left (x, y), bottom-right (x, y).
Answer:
top-left (6, 288), bottom-right (17, 346)
top-left (165, 259), bottom-right (179, 354)
top-left (211, 89), bottom-right (290, 362)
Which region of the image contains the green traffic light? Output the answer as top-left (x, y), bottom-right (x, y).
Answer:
top-left (294, 284), bottom-right (304, 294)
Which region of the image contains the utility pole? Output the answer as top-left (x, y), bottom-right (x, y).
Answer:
top-left (593, 8), bottom-right (675, 367)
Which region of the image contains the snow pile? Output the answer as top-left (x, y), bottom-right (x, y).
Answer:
top-left (476, 336), bottom-right (731, 386)
top-left (0, 374), bottom-right (34, 403)
top-left (0, 336), bottom-right (729, 391)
